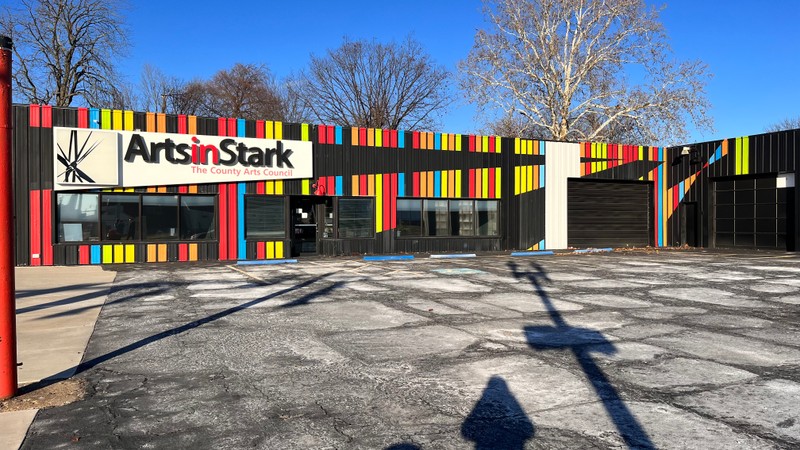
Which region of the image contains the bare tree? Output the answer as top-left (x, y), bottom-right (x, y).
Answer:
top-left (0, 0), bottom-right (128, 106)
top-left (460, 0), bottom-right (713, 144)
top-left (295, 37), bottom-right (451, 131)
top-left (765, 116), bottom-right (800, 133)
top-left (200, 63), bottom-right (285, 121)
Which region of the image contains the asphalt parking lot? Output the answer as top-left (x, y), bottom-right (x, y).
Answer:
top-left (20, 250), bottom-right (800, 449)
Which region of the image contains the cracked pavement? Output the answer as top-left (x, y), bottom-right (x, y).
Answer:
top-left (20, 250), bottom-right (800, 449)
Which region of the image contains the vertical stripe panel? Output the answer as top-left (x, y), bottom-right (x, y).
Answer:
top-left (113, 244), bottom-right (123, 263)
top-left (352, 175), bottom-right (360, 195)
top-left (102, 245), bottom-right (113, 264)
top-left (375, 175), bottom-right (383, 233)
top-left (455, 170), bottom-right (462, 198)
top-left (267, 241), bottom-right (275, 259)
top-left (398, 173), bottom-right (406, 197)
top-left (189, 243), bottom-right (198, 261)
top-left (238, 183), bottom-right (246, 260)
top-left (90, 245), bottom-right (101, 264)
top-left (434, 171), bottom-right (441, 197)
top-left (29, 191), bottom-right (41, 266)
top-left (158, 244), bottom-right (167, 262)
top-left (147, 244), bottom-right (156, 262)
top-left (275, 241), bottom-right (284, 259)
top-left (336, 176), bottom-right (343, 196)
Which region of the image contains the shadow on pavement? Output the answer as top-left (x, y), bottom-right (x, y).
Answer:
top-left (462, 375), bottom-right (535, 449)
top-left (509, 260), bottom-right (655, 449)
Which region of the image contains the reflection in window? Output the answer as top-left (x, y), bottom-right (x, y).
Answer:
top-left (449, 200), bottom-right (475, 236)
top-left (101, 195), bottom-right (139, 240)
top-left (57, 193), bottom-right (99, 242)
top-left (397, 199), bottom-right (422, 237)
top-left (338, 198), bottom-right (373, 238)
top-left (477, 200), bottom-right (499, 236)
top-left (424, 199), bottom-right (449, 236)
top-left (181, 196), bottom-right (215, 240)
top-left (246, 197), bottom-right (285, 239)
top-left (142, 195), bottom-right (179, 240)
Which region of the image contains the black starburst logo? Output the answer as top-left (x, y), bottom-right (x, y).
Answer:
top-left (57, 130), bottom-right (100, 183)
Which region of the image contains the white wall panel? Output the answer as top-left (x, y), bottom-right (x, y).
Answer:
top-left (545, 142), bottom-right (581, 249)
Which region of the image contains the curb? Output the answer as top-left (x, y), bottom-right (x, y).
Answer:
top-left (236, 259), bottom-right (298, 265)
top-left (363, 255), bottom-right (415, 261)
top-left (429, 254), bottom-right (477, 259)
top-left (511, 251), bottom-right (555, 257)
top-left (572, 248), bottom-right (613, 254)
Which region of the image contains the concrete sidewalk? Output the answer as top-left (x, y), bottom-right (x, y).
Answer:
top-left (0, 266), bottom-right (116, 450)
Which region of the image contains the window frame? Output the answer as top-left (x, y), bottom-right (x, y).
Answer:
top-left (335, 196), bottom-right (375, 240)
top-left (244, 195), bottom-right (288, 241)
top-left (394, 198), bottom-right (501, 239)
top-left (55, 192), bottom-right (218, 244)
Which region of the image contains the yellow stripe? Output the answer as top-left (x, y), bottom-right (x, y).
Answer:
top-left (442, 170), bottom-right (448, 197)
top-left (102, 245), bottom-right (112, 264)
top-left (455, 170), bottom-right (462, 197)
top-left (112, 110), bottom-right (123, 130)
top-left (375, 128), bottom-right (382, 147)
top-left (302, 179), bottom-right (310, 195)
top-left (123, 110), bottom-right (134, 131)
top-left (481, 168), bottom-right (489, 198)
top-left (527, 165), bottom-right (533, 192)
top-left (456, 134), bottom-right (462, 151)
top-left (495, 167), bottom-right (501, 198)
top-left (125, 244), bottom-right (135, 263)
top-left (275, 241), bottom-right (284, 259)
top-left (301, 124), bottom-right (309, 141)
top-left (742, 136), bottom-right (749, 175)
top-left (266, 241), bottom-right (275, 259)
top-left (515, 166), bottom-right (521, 195)
top-left (189, 243), bottom-right (198, 261)
top-left (266, 181), bottom-right (274, 195)
top-left (496, 136), bottom-right (502, 153)
top-left (276, 181), bottom-right (283, 195)
top-left (265, 121), bottom-right (274, 139)
top-left (514, 138), bottom-right (520, 154)
top-left (375, 174), bottom-right (383, 233)
top-left (442, 133), bottom-right (449, 151)
top-left (735, 137), bottom-right (742, 175)
top-left (274, 121), bottom-right (283, 139)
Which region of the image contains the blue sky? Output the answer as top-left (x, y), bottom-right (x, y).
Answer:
top-left (27, 0), bottom-right (800, 143)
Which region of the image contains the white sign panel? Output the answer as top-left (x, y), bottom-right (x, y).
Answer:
top-left (53, 127), bottom-right (314, 191)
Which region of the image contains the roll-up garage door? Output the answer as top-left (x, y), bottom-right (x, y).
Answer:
top-left (713, 176), bottom-right (787, 249)
top-left (567, 180), bottom-right (652, 248)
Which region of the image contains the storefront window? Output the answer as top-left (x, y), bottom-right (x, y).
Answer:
top-left (101, 195), bottom-right (139, 240)
top-left (424, 199), bottom-right (449, 236)
top-left (338, 198), bottom-right (373, 238)
top-left (57, 193), bottom-right (100, 242)
top-left (449, 200), bottom-right (475, 236)
top-left (142, 195), bottom-right (179, 240)
top-left (477, 200), bottom-right (499, 236)
top-left (397, 199), bottom-right (422, 237)
top-left (246, 196), bottom-right (285, 239)
top-left (181, 196), bottom-right (216, 240)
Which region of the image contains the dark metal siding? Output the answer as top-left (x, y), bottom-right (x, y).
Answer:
top-left (568, 179), bottom-right (652, 248)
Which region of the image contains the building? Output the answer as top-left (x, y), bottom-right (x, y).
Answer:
top-left (10, 104), bottom-right (799, 266)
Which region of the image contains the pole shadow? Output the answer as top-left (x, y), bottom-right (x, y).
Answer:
top-left (509, 260), bottom-right (655, 449)
top-left (461, 375), bottom-right (535, 449)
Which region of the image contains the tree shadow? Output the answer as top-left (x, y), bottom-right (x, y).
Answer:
top-left (461, 375), bottom-right (535, 450)
top-left (509, 261), bottom-right (655, 449)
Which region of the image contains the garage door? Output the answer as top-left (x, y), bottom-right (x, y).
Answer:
top-left (713, 177), bottom-right (786, 249)
top-left (568, 180), bottom-right (652, 248)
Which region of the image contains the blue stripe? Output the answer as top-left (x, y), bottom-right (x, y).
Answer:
top-left (434, 133), bottom-right (441, 150)
top-left (335, 126), bottom-right (343, 145)
top-left (679, 181), bottom-right (685, 202)
top-left (511, 251), bottom-right (554, 256)
top-left (434, 171), bottom-right (441, 197)
top-left (538, 239), bottom-right (545, 249)
top-left (89, 108), bottom-right (100, 128)
top-left (363, 255), bottom-right (414, 261)
top-left (335, 176), bottom-right (343, 196)
top-left (238, 183), bottom-right (246, 260)
top-left (657, 163), bottom-right (664, 247)
top-left (398, 131), bottom-right (405, 148)
top-left (237, 118), bottom-right (245, 137)
top-left (398, 173), bottom-right (405, 197)
top-left (540, 165), bottom-right (545, 188)
top-left (237, 259), bottom-right (298, 265)
top-left (90, 245), bottom-right (101, 264)
top-left (540, 141), bottom-right (545, 155)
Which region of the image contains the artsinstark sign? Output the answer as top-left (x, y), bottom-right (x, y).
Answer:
top-left (53, 127), bottom-right (313, 191)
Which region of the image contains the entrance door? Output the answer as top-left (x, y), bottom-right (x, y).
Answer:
top-left (681, 202), bottom-right (699, 247)
top-left (713, 176), bottom-right (787, 249)
top-left (290, 196), bottom-right (332, 256)
top-left (567, 179), bottom-right (652, 248)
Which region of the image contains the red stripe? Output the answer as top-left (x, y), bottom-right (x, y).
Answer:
top-left (217, 117), bottom-right (226, 136)
top-left (412, 132), bottom-right (419, 149)
top-left (468, 170), bottom-right (475, 198)
top-left (382, 174), bottom-right (390, 231)
top-left (412, 172), bottom-right (420, 197)
top-left (255, 121), bottom-right (265, 138)
top-left (390, 130), bottom-right (398, 148)
top-left (228, 184), bottom-right (237, 260)
top-left (673, 187), bottom-right (679, 211)
top-left (469, 135), bottom-right (476, 152)
top-left (77, 108), bottom-right (88, 128)
top-left (178, 244), bottom-right (188, 262)
top-left (488, 169), bottom-right (496, 198)
top-left (256, 181), bottom-right (265, 195)
top-left (178, 115), bottom-right (187, 134)
top-left (227, 118), bottom-right (236, 137)
top-left (79, 245), bottom-right (90, 265)
top-left (29, 105), bottom-right (40, 127)
top-left (359, 175), bottom-right (367, 196)
top-left (29, 191), bottom-right (41, 266)
top-left (488, 136), bottom-right (495, 153)
top-left (327, 126), bottom-right (335, 144)
top-left (318, 125), bottom-right (327, 144)
top-left (382, 130), bottom-right (389, 148)
top-left (390, 173), bottom-right (398, 228)
top-left (219, 185), bottom-right (228, 260)
top-left (326, 176), bottom-right (335, 196)
top-left (41, 105), bottom-right (52, 128)
top-left (42, 190), bottom-right (53, 265)
top-left (178, 186), bottom-right (188, 193)
top-left (654, 173), bottom-right (659, 245)
top-left (359, 128), bottom-right (367, 146)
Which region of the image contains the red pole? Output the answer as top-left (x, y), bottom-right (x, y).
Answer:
top-left (0, 35), bottom-right (17, 400)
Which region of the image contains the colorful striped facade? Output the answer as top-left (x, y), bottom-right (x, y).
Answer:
top-left (12, 104), bottom-right (800, 265)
